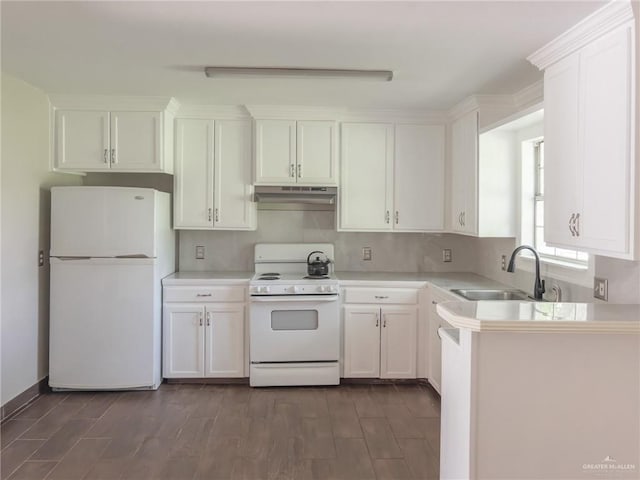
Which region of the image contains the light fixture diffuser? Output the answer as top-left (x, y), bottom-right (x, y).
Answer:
top-left (204, 66), bottom-right (393, 81)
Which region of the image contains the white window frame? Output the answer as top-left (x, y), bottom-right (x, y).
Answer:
top-left (517, 125), bottom-right (594, 288)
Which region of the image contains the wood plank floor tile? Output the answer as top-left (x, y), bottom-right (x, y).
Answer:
top-left (19, 403), bottom-right (83, 440)
top-left (81, 460), bottom-right (127, 480)
top-left (397, 438), bottom-right (439, 480)
top-left (5, 460), bottom-right (57, 480)
top-left (30, 418), bottom-right (95, 460)
top-left (360, 418), bottom-right (403, 459)
top-left (196, 436), bottom-right (241, 479)
top-left (294, 417), bottom-right (336, 459)
top-left (46, 438), bottom-right (110, 480)
top-left (1, 420), bottom-right (37, 450)
top-left (329, 401), bottom-right (363, 438)
top-left (333, 438), bottom-right (376, 480)
top-left (414, 417), bottom-right (440, 457)
top-left (372, 459), bottom-right (413, 480)
top-left (0, 440), bottom-right (46, 479)
top-left (383, 404), bottom-right (425, 439)
top-left (12, 394), bottom-right (66, 420)
top-left (73, 393), bottom-right (120, 419)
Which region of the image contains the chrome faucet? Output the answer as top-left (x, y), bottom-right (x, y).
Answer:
top-left (506, 245), bottom-right (546, 300)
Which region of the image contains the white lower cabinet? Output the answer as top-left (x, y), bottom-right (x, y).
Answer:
top-left (343, 294), bottom-right (418, 379)
top-left (163, 286), bottom-right (245, 378)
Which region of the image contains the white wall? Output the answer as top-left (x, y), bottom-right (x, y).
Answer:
top-left (0, 74), bottom-right (82, 406)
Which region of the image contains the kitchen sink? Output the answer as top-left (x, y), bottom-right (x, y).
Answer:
top-left (450, 288), bottom-right (533, 301)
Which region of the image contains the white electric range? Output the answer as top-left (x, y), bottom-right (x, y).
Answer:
top-left (249, 243), bottom-right (340, 387)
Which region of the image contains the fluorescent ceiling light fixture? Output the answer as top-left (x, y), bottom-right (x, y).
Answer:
top-left (204, 66), bottom-right (393, 81)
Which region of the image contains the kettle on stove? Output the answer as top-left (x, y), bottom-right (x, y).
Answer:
top-left (306, 251), bottom-right (331, 277)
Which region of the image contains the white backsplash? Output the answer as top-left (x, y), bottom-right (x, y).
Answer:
top-left (179, 210), bottom-right (479, 273)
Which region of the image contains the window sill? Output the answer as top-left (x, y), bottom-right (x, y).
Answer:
top-left (516, 254), bottom-right (593, 288)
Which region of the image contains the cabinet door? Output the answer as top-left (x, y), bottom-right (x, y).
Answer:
top-left (214, 119), bottom-right (256, 230)
top-left (544, 53), bottom-right (581, 248)
top-left (343, 306), bottom-right (381, 377)
top-left (339, 123), bottom-right (393, 231)
top-left (450, 111), bottom-right (478, 234)
top-left (110, 111), bottom-right (162, 171)
top-left (427, 298), bottom-right (442, 393)
top-left (55, 110), bottom-right (110, 171)
top-left (380, 306), bottom-right (417, 379)
top-left (163, 304), bottom-right (205, 378)
top-left (578, 24), bottom-right (632, 254)
top-left (254, 119), bottom-right (296, 184)
top-left (174, 119), bottom-right (215, 229)
top-left (394, 124), bottom-right (445, 231)
top-left (296, 121), bottom-right (337, 185)
top-left (204, 304), bottom-right (245, 377)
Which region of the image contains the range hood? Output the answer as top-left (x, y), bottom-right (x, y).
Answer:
top-left (254, 186), bottom-right (337, 211)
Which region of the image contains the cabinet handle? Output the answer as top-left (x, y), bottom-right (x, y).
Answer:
top-left (208, 208), bottom-right (212, 222)
top-left (462, 211), bottom-right (465, 226)
top-left (103, 149), bottom-right (109, 164)
top-left (432, 300), bottom-right (437, 305)
top-left (383, 317), bottom-right (387, 328)
top-left (290, 164), bottom-right (295, 178)
top-left (575, 213), bottom-right (580, 237)
top-left (196, 293), bottom-right (212, 297)
top-left (111, 148), bottom-right (116, 164)
top-left (374, 295), bottom-right (389, 299)
top-left (458, 212), bottom-right (462, 226)
top-left (297, 164), bottom-right (302, 178)
top-left (385, 210), bottom-right (390, 224)
top-left (206, 312), bottom-right (211, 326)
top-left (199, 313), bottom-right (203, 327)
top-left (215, 208), bottom-right (219, 222)
top-left (375, 313), bottom-right (379, 327)
top-left (569, 213), bottom-right (576, 236)
top-left (395, 211), bottom-right (399, 225)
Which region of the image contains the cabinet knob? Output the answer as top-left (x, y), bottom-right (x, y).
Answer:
top-left (103, 149), bottom-right (109, 164)
top-left (432, 300), bottom-right (437, 305)
top-left (385, 210), bottom-right (390, 224)
top-left (111, 148), bottom-right (116, 164)
top-left (290, 164), bottom-right (295, 178)
top-left (395, 211), bottom-right (399, 225)
top-left (215, 208), bottom-right (219, 222)
top-left (297, 164), bottom-right (302, 178)
top-left (208, 208), bottom-right (212, 222)
top-left (375, 313), bottom-right (379, 327)
top-left (206, 311), bottom-right (211, 326)
top-left (199, 313), bottom-right (203, 327)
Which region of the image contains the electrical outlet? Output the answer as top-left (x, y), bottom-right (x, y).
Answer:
top-left (443, 249), bottom-right (452, 262)
top-left (593, 277), bottom-right (608, 301)
top-left (362, 247), bottom-right (372, 261)
top-left (195, 245), bottom-right (205, 260)
top-left (501, 255), bottom-right (506, 271)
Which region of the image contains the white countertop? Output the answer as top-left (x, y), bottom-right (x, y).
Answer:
top-left (162, 271), bottom-right (253, 286)
top-left (335, 271), bottom-right (507, 290)
top-left (437, 301), bottom-right (640, 333)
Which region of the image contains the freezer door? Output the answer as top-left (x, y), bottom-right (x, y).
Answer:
top-left (49, 258), bottom-right (160, 389)
top-left (51, 186), bottom-right (157, 258)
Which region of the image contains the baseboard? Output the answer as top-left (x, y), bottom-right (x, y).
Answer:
top-left (164, 377), bottom-right (250, 385)
top-left (1, 377), bottom-right (50, 423)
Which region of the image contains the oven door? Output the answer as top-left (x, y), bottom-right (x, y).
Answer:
top-left (250, 295), bottom-right (339, 363)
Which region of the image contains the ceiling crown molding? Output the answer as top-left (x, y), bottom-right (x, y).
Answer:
top-left (175, 104), bottom-right (251, 119)
top-left (513, 80), bottom-right (543, 110)
top-left (448, 94), bottom-right (516, 121)
top-left (47, 95), bottom-right (180, 112)
top-left (527, 0), bottom-right (635, 70)
top-left (245, 105), bottom-right (347, 120)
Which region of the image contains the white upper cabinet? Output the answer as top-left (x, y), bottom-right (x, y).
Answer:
top-left (174, 118), bottom-right (256, 231)
top-left (529, 1), bottom-right (636, 259)
top-left (340, 122), bottom-right (394, 231)
top-left (394, 125), bottom-right (445, 231)
top-left (340, 122), bottom-right (445, 232)
top-left (52, 97), bottom-right (177, 174)
top-left (174, 119), bottom-right (215, 229)
top-left (254, 119), bottom-right (337, 185)
top-left (449, 109), bottom-right (517, 237)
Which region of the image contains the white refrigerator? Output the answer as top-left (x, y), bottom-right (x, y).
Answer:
top-left (49, 186), bottom-right (175, 390)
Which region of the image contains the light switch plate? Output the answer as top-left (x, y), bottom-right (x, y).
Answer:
top-left (443, 249), bottom-right (452, 262)
top-left (362, 247), bottom-right (372, 261)
top-left (593, 277), bottom-right (608, 301)
top-left (195, 245), bottom-right (205, 260)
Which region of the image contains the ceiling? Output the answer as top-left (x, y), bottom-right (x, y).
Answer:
top-left (1, 1), bottom-right (606, 110)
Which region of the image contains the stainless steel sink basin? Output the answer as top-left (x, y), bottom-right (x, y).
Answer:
top-left (450, 288), bottom-right (532, 301)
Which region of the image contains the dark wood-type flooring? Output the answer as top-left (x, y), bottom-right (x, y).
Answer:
top-left (1, 383), bottom-right (440, 480)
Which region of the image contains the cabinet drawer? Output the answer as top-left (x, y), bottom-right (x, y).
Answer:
top-left (343, 288), bottom-right (418, 305)
top-left (163, 286), bottom-right (245, 303)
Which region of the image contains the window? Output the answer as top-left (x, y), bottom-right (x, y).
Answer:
top-left (526, 139), bottom-right (588, 266)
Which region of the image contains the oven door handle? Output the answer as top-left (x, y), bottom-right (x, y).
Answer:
top-left (251, 295), bottom-right (339, 303)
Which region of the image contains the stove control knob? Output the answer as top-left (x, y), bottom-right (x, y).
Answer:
top-left (259, 286), bottom-right (270, 294)
top-left (317, 285), bottom-right (325, 293)
top-left (294, 285), bottom-right (303, 294)
top-left (328, 285), bottom-right (336, 293)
